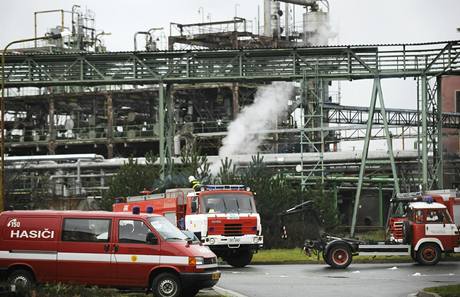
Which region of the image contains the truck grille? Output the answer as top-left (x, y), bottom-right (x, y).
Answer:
top-left (393, 221), bottom-right (403, 239)
top-left (204, 257), bottom-right (217, 265)
top-left (224, 224), bottom-right (243, 236)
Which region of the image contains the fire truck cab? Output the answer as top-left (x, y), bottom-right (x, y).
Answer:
top-left (113, 185), bottom-right (263, 267)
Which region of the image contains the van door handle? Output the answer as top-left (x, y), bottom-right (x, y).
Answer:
top-left (104, 244), bottom-right (110, 252)
top-left (113, 244), bottom-right (119, 253)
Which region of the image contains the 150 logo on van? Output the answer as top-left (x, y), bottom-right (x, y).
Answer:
top-left (7, 218), bottom-right (20, 228)
top-left (7, 218), bottom-right (55, 239)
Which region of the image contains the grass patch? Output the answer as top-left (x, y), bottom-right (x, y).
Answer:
top-left (253, 248), bottom-right (460, 265)
top-left (425, 284), bottom-right (460, 297)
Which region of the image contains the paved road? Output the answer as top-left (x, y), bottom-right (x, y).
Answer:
top-left (217, 262), bottom-right (460, 297)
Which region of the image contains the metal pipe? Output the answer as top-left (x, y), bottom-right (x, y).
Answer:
top-left (134, 31), bottom-right (149, 51)
top-left (5, 154), bottom-right (104, 163)
top-left (34, 9), bottom-right (66, 47)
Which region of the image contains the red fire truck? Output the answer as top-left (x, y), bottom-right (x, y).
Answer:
top-left (387, 190), bottom-right (460, 242)
top-left (281, 192), bottom-right (460, 269)
top-left (113, 185), bottom-right (264, 267)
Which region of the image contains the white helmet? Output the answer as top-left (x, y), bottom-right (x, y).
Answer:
top-left (188, 176), bottom-right (196, 183)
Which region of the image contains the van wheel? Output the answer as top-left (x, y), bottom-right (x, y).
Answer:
top-left (327, 244), bottom-right (352, 269)
top-left (226, 250), bottom-right (253, 268)
top-left (416, 243), bottom-right (441, 265)
top-left (152, 272), bottom-right (181, 297)
top-left (8, 269), bottom-right (34, 291)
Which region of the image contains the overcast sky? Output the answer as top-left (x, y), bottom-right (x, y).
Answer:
top-left (1, 0), bottom-right (459, 151)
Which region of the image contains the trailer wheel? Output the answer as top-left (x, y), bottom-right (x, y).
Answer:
top-left (152, 272), bottom-right (181, 297)
top-left (8, 269), bottom-right (35, 291)
top-left (226, 250), bottom-right (253, 268)
top-left (327, 244), bottom-right (352, 269)
top-left (416, 243), bottom-right (441, 266)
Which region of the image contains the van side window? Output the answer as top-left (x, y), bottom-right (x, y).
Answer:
top-left (119, 220), bottom-right (152, 244)
top-left (62, 219), bottom-right (111, 242)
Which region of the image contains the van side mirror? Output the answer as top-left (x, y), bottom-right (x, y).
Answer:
top-left (146, 232), bottom-right (158, 245)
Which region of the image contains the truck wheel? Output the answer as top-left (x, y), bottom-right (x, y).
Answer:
top-left (152, 272), bottom-right (181, 297)
top-left (327, 244), bottom-right (352, 269)
top-left (416, 243), bottom-right (441, 266)
top-left (8, 269), bottom-right (35, 291)
top-left (226, 250), bottom-right (253, 268)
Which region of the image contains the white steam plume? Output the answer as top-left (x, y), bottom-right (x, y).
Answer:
top-left (210, 82), bottom-right (294, 175)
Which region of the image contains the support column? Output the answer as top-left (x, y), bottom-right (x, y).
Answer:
top-left (350, 80), bottom-right (378, 237)
top-left (421, 76), bottom-right (428, 190)
top-left (165, 84), bottom-right (174, 176)
top-left (436, 76), bottom-right (444, 188)
top-left (232, 82), bottom-right (239, 119)
top-left (378, 184), bottom-right (383, 227)
top-left (48, 98), bottom-right (56, 154)
top-left (106, 94), bottom-right (113, 159)
top-left (159, 83), bottom-right (166, 180)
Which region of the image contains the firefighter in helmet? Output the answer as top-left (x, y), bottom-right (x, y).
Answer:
top-left (188, 176), bottom-right (202, 191)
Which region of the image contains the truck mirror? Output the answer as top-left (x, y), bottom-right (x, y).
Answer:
top-left (146, 232), bottom-right (158, 245)
top-left (191, 198), bottom-right (198, 213)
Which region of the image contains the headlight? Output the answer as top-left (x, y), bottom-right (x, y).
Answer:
top-left (195, 256), bottom-right (204, 265)
top-left (209, 238), bottom-right (216, 244)
top-left (253, 237), bottom-right (259, 243)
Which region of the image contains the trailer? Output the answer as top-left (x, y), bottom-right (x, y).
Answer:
top-left (280, 194), bottom-right (460, 269)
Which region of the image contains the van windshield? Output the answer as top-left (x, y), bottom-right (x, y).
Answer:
top-left (149, 216), bottom-right (188, 241)
top-left (202, 193), bottom-right (255, 214)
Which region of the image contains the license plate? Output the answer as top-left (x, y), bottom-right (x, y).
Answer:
top-left (228, 237), bottom-right (240, 243)
top-left (212, 272), bottom-right (221, 280)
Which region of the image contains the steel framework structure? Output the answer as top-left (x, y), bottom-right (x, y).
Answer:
top-left (3, 40), bottom-right (460, 235)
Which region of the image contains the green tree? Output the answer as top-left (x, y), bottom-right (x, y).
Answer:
top-left (100, 153), bottom-right (159, 210)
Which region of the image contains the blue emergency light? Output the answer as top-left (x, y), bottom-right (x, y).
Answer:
top-left (146, 206), bottom-right (154, 214)
top-left (422, 196), bottom-right (434, 203)
top-left (132, 206), bottom-right (141, 214)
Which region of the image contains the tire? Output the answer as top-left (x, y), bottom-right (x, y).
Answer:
top-left (416, 243), bottom-right (441, 266)
top-left (8, 269), bottom-right (35, 291)
top-left (327, 244), bottom-right (352, 269)
top-left (182, 287), bottom-right (200, 297)
top-left (402, 221), bottom-right (412, 244)
top-left (152, 272), bottom-right (181, 297)
top-left (226, 250), bottom-right (253, 268)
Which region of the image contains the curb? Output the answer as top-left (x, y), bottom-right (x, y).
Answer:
top-left (214, 286), bottom-right (250, 297)
top-left (416, 290), bottom-right (442, 297)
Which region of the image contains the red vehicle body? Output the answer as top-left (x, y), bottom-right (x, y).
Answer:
top-left (387, 190), bottom-right (460, 242)
top-left (0, 210), bottom-right (219, 297)
top-left (113, 185), bottom-right (263, 267)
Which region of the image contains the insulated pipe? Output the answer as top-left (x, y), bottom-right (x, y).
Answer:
top-left (5, 154), bottom-right (104, 163)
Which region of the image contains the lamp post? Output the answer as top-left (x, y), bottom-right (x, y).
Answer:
top-left (1, 33), bottom-right (67, 211)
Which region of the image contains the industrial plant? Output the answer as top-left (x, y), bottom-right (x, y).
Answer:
top-left (2, 0), bottom-right (460, 235)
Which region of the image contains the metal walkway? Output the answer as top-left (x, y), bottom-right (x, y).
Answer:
top-left (3, 40), bottom-right (460, 87)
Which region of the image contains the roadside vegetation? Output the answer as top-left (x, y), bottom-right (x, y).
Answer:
top-left (425, 284), bottom-right (460, 297)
